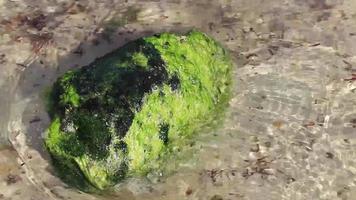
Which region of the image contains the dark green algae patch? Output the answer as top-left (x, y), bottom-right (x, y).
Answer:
top-left (45, 30), bottom-right (232, 190)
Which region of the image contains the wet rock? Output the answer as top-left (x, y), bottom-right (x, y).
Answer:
top-left (45, 31), bottom-right (232, 189)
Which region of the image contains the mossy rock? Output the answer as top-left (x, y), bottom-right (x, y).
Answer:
top-left (45, 30), bottom-right (232, 190)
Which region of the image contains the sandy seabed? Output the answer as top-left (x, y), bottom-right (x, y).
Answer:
top-left (0, 0), bottom-right (356, 199)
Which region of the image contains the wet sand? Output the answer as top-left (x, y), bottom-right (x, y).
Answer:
top-left (0, 0), bottom-right (356, 199)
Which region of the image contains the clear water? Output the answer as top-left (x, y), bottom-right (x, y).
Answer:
top-left (1, 0), bottom-right (356, 199)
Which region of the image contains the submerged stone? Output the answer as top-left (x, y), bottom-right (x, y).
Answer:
top-left (45, 30), bottom-right (232, 190)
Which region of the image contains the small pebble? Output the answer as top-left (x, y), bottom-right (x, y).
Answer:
top-left (185, 187), bottom-right (193, 196)
top-left (256, 18), bottom-right (264, 24)
top-left (326, 152), bottom-right (334, 159)
top-left (211, 194), bottom-right (223, 200)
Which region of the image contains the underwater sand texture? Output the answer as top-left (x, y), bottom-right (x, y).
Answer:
top-left (0, 0), bottom-right (356, 199)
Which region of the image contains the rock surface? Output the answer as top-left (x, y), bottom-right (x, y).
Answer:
top-left (45, 31), bottom-right (231, 189)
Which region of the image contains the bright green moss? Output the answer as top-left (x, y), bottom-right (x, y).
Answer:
top-left (60, 85), bottom-right (80, 107)
top-left (132, 52), bottom-right (149, 69)
top-left (45, 30), bottom-right (232, 190)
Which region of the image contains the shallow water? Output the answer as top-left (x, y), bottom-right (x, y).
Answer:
top-left (1, 0), bottom-right (356, 199)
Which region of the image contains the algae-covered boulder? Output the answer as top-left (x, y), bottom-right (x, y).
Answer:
top-left (45, 30), bottom-right (232, 189)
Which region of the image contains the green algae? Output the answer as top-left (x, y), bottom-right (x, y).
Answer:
top-left (132, 52), bottom-right (149, 69)
top-left (45, 30), bottom-right (232, 190)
